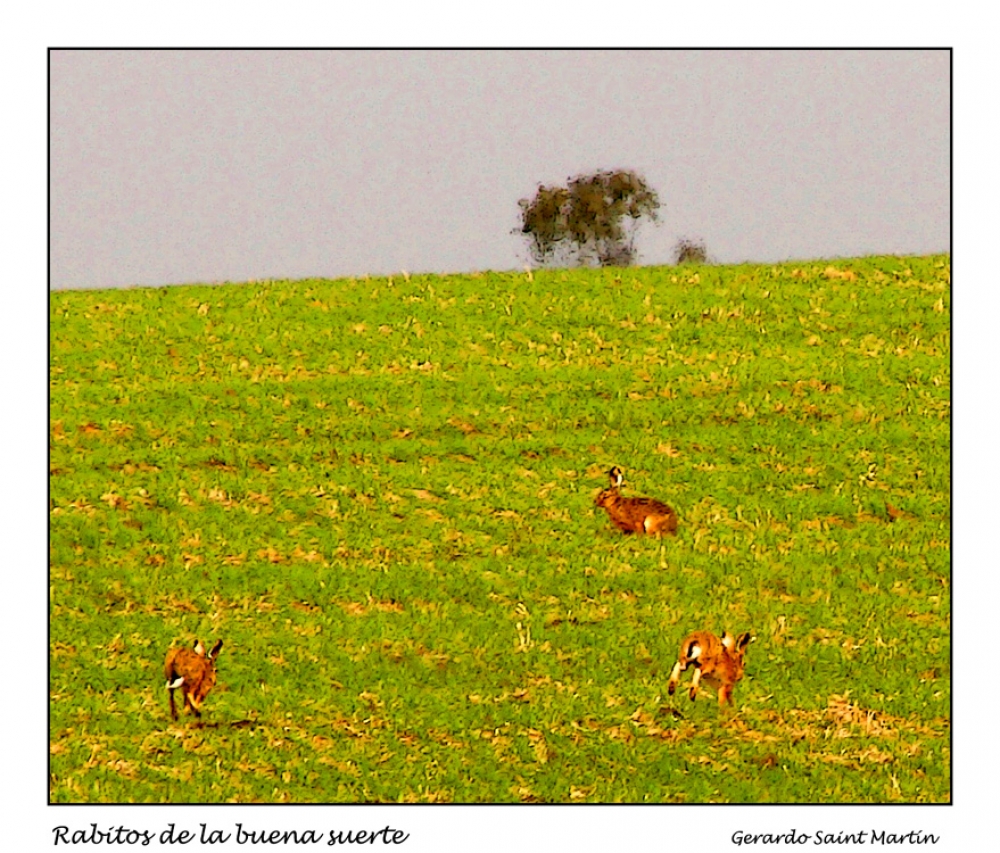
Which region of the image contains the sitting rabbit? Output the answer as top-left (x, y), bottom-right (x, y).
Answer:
top-left (594, 466), bottom-right (677, 536)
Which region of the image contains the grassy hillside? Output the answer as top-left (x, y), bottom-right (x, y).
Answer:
top-left (49, 256), bottom-right (950, 803)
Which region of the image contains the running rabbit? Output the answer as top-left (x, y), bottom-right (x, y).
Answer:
top-left (164, 639), bottom-right (223, 720)
top-left (667, 630), bottom-right (753, 706)
top-left (594, 466), bottom-right (677, 536)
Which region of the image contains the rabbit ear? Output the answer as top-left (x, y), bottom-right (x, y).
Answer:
top-left (208, 640), bottom-right (224, 660)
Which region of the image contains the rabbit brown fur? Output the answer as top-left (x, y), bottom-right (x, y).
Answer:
top-left (594, 466), bottom-right (677, 536)
top-left (667, 630), bottom-right (753, 707)
top-left (164, 639), bottom-right (223, 720)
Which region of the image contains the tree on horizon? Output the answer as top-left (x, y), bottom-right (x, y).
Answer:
top-left (517, 169), bottom-right (660, 268)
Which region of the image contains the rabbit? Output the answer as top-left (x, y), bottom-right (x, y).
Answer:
top-left (164, 639), bottom-right (223, 720)
top-left (667, 630), bottom-right (753, 707)
top-left (594, 466), bottom-right (678, 536)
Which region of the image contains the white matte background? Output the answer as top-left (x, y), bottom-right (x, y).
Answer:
top-left (12, 2), bottom-right (994, 851)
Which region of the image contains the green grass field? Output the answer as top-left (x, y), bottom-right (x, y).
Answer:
top-left (49, 256), bottom-right (950, 803)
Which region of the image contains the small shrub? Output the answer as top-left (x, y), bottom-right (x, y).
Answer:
top-left (674, 237), bottom-right (709, 265)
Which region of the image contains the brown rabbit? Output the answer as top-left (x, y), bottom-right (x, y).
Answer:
top-left (594, 466), bottom-right (678, 536)
top-left (667, 630), bottom-right (753, 707)
top-left (164, 639), bottom-right (223, 720)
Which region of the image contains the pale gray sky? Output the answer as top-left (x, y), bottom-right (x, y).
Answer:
top-left (50, 49), bottom-right (949, 289)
